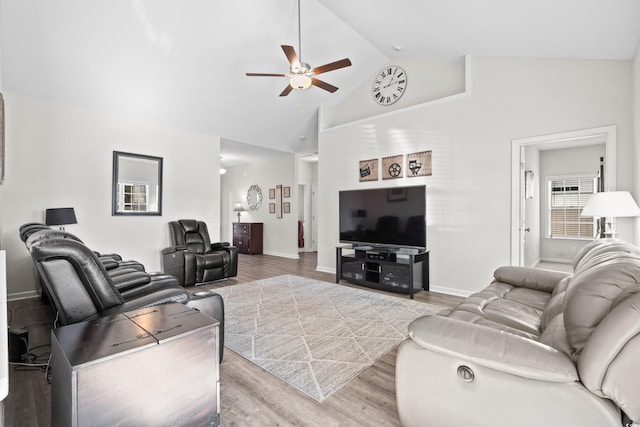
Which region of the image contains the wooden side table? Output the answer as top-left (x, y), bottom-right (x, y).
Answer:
top-left (51, 304), bottom-right (220, 427)
top-left (233, 222), bottom-right (263, 254)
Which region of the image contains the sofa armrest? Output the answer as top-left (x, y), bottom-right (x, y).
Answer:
top-left (208, 242), bottom-right (230, 251)
top-left (408, 315), bottom-right (578, 382)
top-left (161, 245), bottom-right (187, 256)
top-left (493, 266), bottom-right (570, 292)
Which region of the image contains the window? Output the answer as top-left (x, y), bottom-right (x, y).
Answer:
top-left (548, 176), bottom-right (596, 239)
top-left (119, 183), bottom-right (149, 212)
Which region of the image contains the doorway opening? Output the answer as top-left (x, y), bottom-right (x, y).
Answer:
top-left (510, 125), bottom-right (617, 266)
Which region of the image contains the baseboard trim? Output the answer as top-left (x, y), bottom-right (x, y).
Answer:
top-left (8, 290), bottom-right (40, 302)
top-left (429, 285), bottom-right (473, 298)
top-left (316, 266), bottom-right (334, 274)
top-left (263, 251), bottom-right (300, 260)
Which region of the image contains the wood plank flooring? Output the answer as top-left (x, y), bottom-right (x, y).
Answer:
top-left (5, 252), bottom-right (462, 427)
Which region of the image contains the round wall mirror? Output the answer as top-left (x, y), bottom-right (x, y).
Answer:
top-left (246, 185), bottom-right (263, 211)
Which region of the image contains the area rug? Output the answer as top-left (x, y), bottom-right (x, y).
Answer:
top-left (214, 275), bottom-right (447, 402)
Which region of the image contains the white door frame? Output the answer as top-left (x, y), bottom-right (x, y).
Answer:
top-left (510, 125), bottom-right (617, 265)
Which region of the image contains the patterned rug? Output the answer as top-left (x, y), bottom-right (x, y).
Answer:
top-left (214, 275), bottom-right (447, 402)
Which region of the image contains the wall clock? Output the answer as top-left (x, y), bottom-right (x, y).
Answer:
top-left (372, 66), bottom-right (407, 106)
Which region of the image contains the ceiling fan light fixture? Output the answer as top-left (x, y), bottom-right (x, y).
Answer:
top-left (290, 74), bottom-right (312, 90)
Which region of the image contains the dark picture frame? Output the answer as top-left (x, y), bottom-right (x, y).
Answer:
top-left (112, 151), bottom-right (163, 216)
top-left (387, 187), bottom-right (408, 202)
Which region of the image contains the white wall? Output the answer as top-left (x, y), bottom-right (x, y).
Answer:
top-left (326, 59), bottom-right (466, 127)
top-left (523, 146), bottom-right (540, 267)
top-left (634, 42), bottom-right (640, 245)
top-left (319, 56), bottom-right (634, 296)
top-left (538, 144), bottom-right (605, 262)
top-left (220, 155), bottom-right (299, 258)
top-left (2, 94), bottom-right (221, 299)
top-left (0, 33), bottom-right (7, 423)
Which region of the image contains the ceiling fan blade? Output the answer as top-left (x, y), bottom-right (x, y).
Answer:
top-left (311, 78), bottom-right (338, 93)
top-left (281, 45), bottom-right (299, 66)
top-left (312, 58), bottom-right (352, 75)
top-left (246, 73), bottom-right (287, 77)
top-left (279, 85), bottom-right (294, 97)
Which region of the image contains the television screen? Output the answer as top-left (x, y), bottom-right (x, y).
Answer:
top-left (339, 185), bottom-right (426, 249)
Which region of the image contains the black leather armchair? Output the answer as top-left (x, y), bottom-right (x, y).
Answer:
top-left (162, 219), bottom-right (238, 287)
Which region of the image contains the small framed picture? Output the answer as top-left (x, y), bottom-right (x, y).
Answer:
top-left (269, 203), bottom-right (275, 214)
top-left (283, 186), bottom-right (290, 198)
top-left (359, 158), bottom-right (378, 182)
top-left (382, 155), bottom-right (403, 180)
top-left (283, 202), bottom-right (290, 213)
top-left (269, 188), bottom-right (276, 199)
top-left (406, 150), bottom-right (432, 177)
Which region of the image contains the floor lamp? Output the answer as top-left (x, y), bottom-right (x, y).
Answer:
top-left (581, 191), bottom-right (640, 238)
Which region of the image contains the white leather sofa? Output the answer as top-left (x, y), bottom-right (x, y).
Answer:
top-left (396, 239), bottom-right (640, 427)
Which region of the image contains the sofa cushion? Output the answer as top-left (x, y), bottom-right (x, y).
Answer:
top-left (447, 310), bottom-right (540, 340)
top-left (493, 266), bottom-right (569, 293)
top-left (564, 255), bottom-right (640, 358)
top-left (539, 313), bottom-right (573, 358)
top-left (450, 282), bottom-right (550, 337)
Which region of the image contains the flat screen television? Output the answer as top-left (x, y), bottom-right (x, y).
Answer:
top-left (339, 185), bottom-right (426, 249)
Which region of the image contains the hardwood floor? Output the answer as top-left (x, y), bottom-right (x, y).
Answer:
top-left (5, 252), bottom-right (462, 427)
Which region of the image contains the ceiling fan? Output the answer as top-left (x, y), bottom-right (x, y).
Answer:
top-left (245, 0), bottom-right (352, 97)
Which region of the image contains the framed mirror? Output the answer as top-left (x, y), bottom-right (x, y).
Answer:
top-left (246, 184), bottom-right (263, 211)
top-left (112, 151), bottom-right (163, 216)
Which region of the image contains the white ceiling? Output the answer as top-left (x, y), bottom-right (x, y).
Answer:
top-left (1, 0), bottom-right (639, 166)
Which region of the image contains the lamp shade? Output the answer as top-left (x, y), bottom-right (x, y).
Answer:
top-left (581, 191), bottom-right (640, 217)
top-left (45, 207), bottom-right (78, 226)
top-left (233, 203), bottom-right (246, 212)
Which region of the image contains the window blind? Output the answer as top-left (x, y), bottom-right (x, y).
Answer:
top-left (548, 177), bottom-right (595, 238)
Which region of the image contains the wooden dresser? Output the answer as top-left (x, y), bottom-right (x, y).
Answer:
top-left (233, 222), bottom-right (263, 255)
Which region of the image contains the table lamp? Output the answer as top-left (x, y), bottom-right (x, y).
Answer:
top-left (581, 191), bottom-right (640, 238)
top-left (233, 203), bottom-right (246, 222)
top-left (45, 207), bottom-right (77, 231)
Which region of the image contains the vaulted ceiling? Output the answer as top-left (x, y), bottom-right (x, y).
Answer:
top-left (2, 0), bottom-right (639, 166)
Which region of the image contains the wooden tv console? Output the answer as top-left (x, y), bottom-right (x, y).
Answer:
top-left (336, 245), bottom-right (429, 299)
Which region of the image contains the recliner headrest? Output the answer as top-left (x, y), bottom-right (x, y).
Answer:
top-left (25, 229), bottom-right (83, 251)
top-left (178, 219), bottom-right (199, 233)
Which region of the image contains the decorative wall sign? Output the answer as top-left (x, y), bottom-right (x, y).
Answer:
top-left (269, 188), bottom-right (275, 199)
top-left (275, 185), bottom-right (283, 218)
top-left (269, 203), bottom-right (275, 214)
top-left (283, 202), bottom-right (290, 213)
top-left (382, 155), bottom-right (403, 180)
top-left (406, 151), bottom-right (432, 177)
top-left (283, 186), bottom-right (290, 198)
top-left (359, 158), bottom-right (378, 182)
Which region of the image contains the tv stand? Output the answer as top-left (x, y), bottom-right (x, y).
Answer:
top-left (336, 245), bottom-right (429, 299)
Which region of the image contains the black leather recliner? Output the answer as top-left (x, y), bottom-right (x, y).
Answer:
top-left (28, 237), bottom-right (226, 360)
top-left (162, 219), bottom-right (238, 287)
top-left (30, 238), bottom-right (189, 325)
